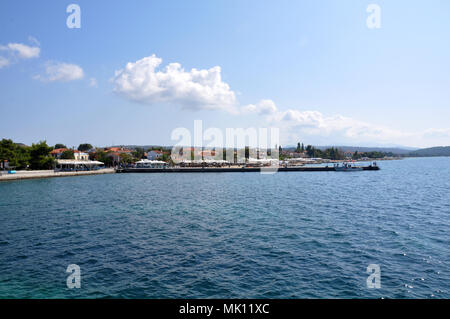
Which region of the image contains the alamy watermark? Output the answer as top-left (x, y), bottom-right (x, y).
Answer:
top-left (366, 4), bottom-right (381, 29)
top-left (66, 4), bottom-right (81, 29)
top-left (366, 264), bottom-right (381, 289)
top-left (66, 264), bottom-right (81, 289)
top-left (170, 120), bottom-right (280, 174)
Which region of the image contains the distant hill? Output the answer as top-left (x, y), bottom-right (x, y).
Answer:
top-left (409, 146), bottom-right (450, 157)
top-left (320, 146), bottom-right (416, 155)
top-left (283, 145), bottom-right (416, 155)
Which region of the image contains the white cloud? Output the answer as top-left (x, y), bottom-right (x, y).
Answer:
top-left (265, 106), bottom-right (416, 146)
top-left (89, 77), bottom-right (98, 87)
top-left (0, 39), bottom-right (40, 69)
top-left (241, 99), bottom-right (278, 115)
top-left (0, 56), bottom-right (9, 68)
top-left (1, 43), bottom-right (40, 59)
top-left (113, 54), bottom-right (237, 112)
top-left (34, 62), bottom-right (84, 82)
top-left (112, 54), bottom-right (448, 147)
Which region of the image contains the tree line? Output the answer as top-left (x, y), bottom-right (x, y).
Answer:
top-left (0, 139), bottom-right (54, 170)
top-left (0, 139), bottom-right (101, 170)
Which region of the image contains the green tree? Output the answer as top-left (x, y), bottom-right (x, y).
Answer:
top-left (15, 145), bottom-right (31, 169)
top-left (245, 146), bottom-right (250, 159)
top-left (29, 141), bottom-right (54, 170)
top-left (0, 139), bottom-right (19, 169)
top-left (0, 139), bottom-right (31, 170)
top-left (306, 145), bottom-right (314, 157)
top-left (119, 153), bottom-right (134, 164)
top-left (296, 142), bottom-right (301, 153)
top-left (78, 143), bottom-right (93, 152)
top-left (54, 144), bottom-right (66, 149)
top-left (95, 151), bottom-right (113, 167)
top-left (132, 147), bottom-right (145, 160)
top-left (61, 150), bottom-right (75, 159)
top-left (0, 139), bottom-right (15, 162)
top-left (160, 153), bottom-right (170, 162)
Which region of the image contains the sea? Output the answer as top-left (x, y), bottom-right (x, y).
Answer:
top-left (0, 157), bottom-right (448, 298)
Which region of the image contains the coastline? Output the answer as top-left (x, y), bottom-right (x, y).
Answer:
top-left (0, 168), bottom-right (115, 182)
top-left (0, 159), bottom-right (391, 181)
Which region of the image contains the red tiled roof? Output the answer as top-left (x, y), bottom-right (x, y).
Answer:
top-left (50, 148), bottom-right (68, 154)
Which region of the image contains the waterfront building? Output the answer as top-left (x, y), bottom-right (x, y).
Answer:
top-left (74, 151), bottom-right (89, 161)
top-left (147, 150), bottom-right (164, 160)
top-left (55, 159), bottom-right (104, 171)
top-left (50, 148), bottom-right (69, 159)
top-left (135, 159), bottom-right (167, 168)
top-left (50, 148), bottom-right (89, 161)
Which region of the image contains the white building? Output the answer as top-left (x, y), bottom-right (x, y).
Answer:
top-left (135, 159), bottom-right (167, 168)
top-left (74, 151), bottom-right (89, 161)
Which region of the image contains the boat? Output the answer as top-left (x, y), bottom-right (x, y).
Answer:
top-left (334, 162), bottom-right (363, 172)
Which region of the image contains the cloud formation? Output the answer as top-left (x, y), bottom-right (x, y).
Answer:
top-left (112, 54), bottom-right (447, 147)
top-left (113, 55), bottom-right (237, 112)
top-left (89, 77), bottom-right (98, 87)
top-left (34, 62), bottom-right (84, 82)
top-left (5, 43), bottom-right (40, 59)
top-left (0, 56), bottom-right (9, 69)
top-left (268, 108), bottom-right (409, 143)
top-left (0, 40), bottom-right (40, 68)
top-left (263, 106), bottom-right (450, 147)
top-left (241, 99), bottom-right (278, 115)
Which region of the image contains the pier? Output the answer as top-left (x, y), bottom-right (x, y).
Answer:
top-left (116, 165), bottom-right (380, 173)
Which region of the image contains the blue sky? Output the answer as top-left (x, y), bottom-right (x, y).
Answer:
top-left (0, 0), bottom-right (449, 148)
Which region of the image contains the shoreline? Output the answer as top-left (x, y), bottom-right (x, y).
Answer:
top-left (0, 168), bottom-right (115, 182)
top-left (118, 165), bottom-right (380, 173)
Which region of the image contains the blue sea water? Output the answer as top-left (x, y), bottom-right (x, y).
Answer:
top-left (0, 157), bottom-right (449, 298)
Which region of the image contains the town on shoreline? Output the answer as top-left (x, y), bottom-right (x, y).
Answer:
top-left (0, 139), bottom-right (404, 173)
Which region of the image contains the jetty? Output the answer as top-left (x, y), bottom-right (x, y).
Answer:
top-left (116, 165), bottom-right (380, 173)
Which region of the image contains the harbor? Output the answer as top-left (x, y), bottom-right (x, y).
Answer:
top-left (1, 163), bottom-right (379, 181)
top-left (117, 163), bottom-right (380, 173)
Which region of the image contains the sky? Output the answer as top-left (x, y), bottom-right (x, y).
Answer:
top-left (0, 0), bottom-right (449, 149)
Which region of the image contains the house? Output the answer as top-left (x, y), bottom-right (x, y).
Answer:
top-left (50, 148), bottom-right (89, 161)
top-left (73, 150), bottom-right (89, 161)
top-left (104, 147), bottom-right (133, 164)
top-left (50, 148), bottom-right (69, 159)
top-left (147, 150), bottom-right (163, 160)
top-left (105, 147), bottom-right (132, 154)
top-left (106, 152), bottom-right (123, 163)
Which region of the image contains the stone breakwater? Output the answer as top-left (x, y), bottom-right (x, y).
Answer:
top-left (0, 169), bottom-right (115, 181)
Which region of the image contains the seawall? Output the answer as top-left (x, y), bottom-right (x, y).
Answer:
top-left (0, 169), bottom-right (115, 182)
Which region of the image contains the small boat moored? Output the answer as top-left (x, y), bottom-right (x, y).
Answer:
top-left (334, 162), bottom-right (364, 172)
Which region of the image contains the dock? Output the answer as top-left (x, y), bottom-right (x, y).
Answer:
top-left (116, 165), bottom-right (380, 173)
